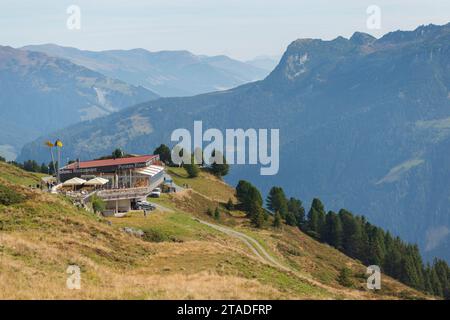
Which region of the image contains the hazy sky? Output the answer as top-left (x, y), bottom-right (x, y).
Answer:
top-left (0, 0), bottom-right (449, 60)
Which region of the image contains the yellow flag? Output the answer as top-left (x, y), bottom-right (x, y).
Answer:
top-left (55, 140), bottom-right (63, 147)
top-left (45, 141), bottom-right (54, 147)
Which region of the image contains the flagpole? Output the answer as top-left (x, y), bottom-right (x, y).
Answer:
top-left (51, 149), bottom-right (56, 176)
top-left (45, 141), bottom-right (56, 178)
top-left (57, 146), bottom-right (60, 184)
top-left (54, 139), bottom-right (63, 184)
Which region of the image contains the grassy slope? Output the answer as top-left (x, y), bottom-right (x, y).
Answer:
top-left (0, 162), bottom-right (45, 186)
top-left (0, 163), bottom-right (428, 299)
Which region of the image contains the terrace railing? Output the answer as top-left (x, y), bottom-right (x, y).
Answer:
top-left (96, 187), bottom-right (152, 201)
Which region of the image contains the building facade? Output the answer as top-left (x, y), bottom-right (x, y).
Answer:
top-left (60, 155), bottom-right (164, 214)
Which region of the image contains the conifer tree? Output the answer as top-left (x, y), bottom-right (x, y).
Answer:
top-left (251, 206), bottom-right (265, 228)
top-left (273, 211), bottom-right (282, 228)
top-left (287, 197), bottom-right (305, 228)
top-left (338, 209), bottom-right (363, 259)
top-left (307, 198), bottom-right (326, 239)
top-left (184, 154), bottom-right (200, 178)
top-left (323, 211), bottom-right (343, 249)
top-left (236, 180), bottom-right (263, 213)
top-left (266, 187), bottom-right (288, 218)
top-left (210, 149), bottom-right (229, 177)
top-left (153, 144), bottom-right (172, 164)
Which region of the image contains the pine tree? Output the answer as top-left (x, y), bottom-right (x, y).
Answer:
top-left (431, 258), bottom-right (449, 298)
top-left (307, 198), bottom-right (326, 239)
top-left (401, 254), bottom-right (422, 289)
top-left (383, 239), bottom-right (403, 279)
top-left (429, 266), bottom-right (444, 297)
top-left (323, 211), bottom-right (343, 249)
top-left (366, 226), bottom-right (386, 266)
top-left (112, 148), bottom-right (124, 159)
top-left (273, 211), bottom-right (282, 228)
top-left (153, 144), bottom-right (172, 164)
top-left (48, 161), bottom-right (57, 175)
top-left (184, 155), bottom-right (200, 178)
top-left (210, 150), bottom-right (229, 177)
top-left (266, 187), bottom-right (288, 218)
top-left (23, 160), bottom-right (40, 173)
top-left (356, 217), bottom-right (370, 264)
top-left (236, 180), bottom-right (263, 213)
top-left (40, 162), bottom-right (49, 174)
top-left (338, 209), bottom-right (363, 259)
top-left (287, 197), bottom-right (305, 228)
top-left (285, 211), bottom-right (297, 226)
top-left (424, 265), bottom-right (435, 295)
top-left (251, 206), bottom-right (265, 228)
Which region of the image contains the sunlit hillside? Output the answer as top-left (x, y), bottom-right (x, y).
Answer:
top-left (0, 162), bottom-right (428, 299)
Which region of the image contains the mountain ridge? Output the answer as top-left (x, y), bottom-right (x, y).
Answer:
top-left (0, 45), bottom-right (158, 159)
top-left (21, 44), bottom-right (270, 97)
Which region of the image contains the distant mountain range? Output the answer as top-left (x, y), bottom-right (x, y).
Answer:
top-left (0, 45), bottom-right (158, 160)
top-left (22, 44), bottom-right (271, 97)
top-left (19, 23), bottom-right (450, 263)
top-left (245, 55), bottom-right (280, 72)
top-left (0, 44), bottom-right (271, 160)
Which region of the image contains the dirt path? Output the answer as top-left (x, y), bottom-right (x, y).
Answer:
top-left (151, 202), bottom-right (174, 212)
top-left (195, 218), bottom-right (288, 270)
top-left (149, 200), bottom-right (282, 268)
top-left (193, 218), bottom-right (373, 299)
top-left (149, 201), bottom-right (374, 299)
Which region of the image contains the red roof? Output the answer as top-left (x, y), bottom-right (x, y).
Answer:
top-left (64, 155), bottom-right (158, 170)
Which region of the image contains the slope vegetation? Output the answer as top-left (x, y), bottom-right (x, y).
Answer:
top-left (0, 163), bottom-right (427, 299)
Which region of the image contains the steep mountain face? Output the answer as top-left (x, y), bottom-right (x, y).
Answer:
top-left (0, 46), bottom-right (158, 158)
top-left (19, 23), bottom-right (450, 262)
top-left (21, 45), bottom-right (269, 97)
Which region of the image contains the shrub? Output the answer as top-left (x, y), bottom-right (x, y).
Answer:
top-left (90, 194), bottom-right (106, 213)
top-left (225, 198), bottom-right (234, 210)
top-left (0, 184), bottom-right (25, 206)
top-left (144, 229), bottom-right (170, 242)
top-left (251, 207), bottom-right (265, 228)
top-left (337, 267), bottom-right (354, 287)
top-left (214, 207), bottom-right (220, 220)
top-left (184, 162), bottom-right (200, 178)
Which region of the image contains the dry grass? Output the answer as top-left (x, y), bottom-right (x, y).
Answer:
top-left (167, 167), bottom-right (236, 202)
top-left (161, 167), bottom-right (429, 300)
top-left (0, 162), bottom-right (44, 186)
top-left (0, 163), bottom-right (429, 300)
top-left (0, 177), bottom-right (323, 299)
